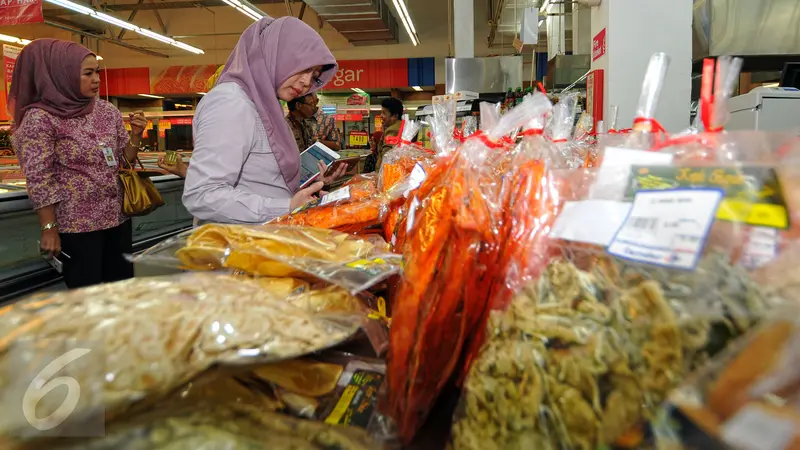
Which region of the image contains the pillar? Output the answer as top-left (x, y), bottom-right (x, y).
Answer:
top-left (453, 0), bottom-right (474, 58)
top-left (572, 5), bottom-right (592, 55)
top-left (591, 0), bottom-right (692, 132)
top-left (545, 1), bottom-right (566, 60)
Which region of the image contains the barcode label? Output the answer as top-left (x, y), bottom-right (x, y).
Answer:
top-left (628, 217), bottom-right (659, 230)
top-left (607, 189), bottom-right (723, 270)
top-left (320, 186), bottom-right (351, 206)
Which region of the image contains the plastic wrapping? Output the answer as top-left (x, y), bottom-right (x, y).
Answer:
top-left (623, 53), bottom-right (671, 149)
top-left (7, 369), bottom-right (383, 450)
top-left (0, 273), bottom-right (363, 438)
top-left (239, 352), bottom-right (386, 429)
top-left (132, 224), bottom-right (403, 293)
top-left (656, 316), bottom-right (800, 450)
top-left (270, 180), bottom-right (388, 233)
top-left (450, 155), bottom-right (796, 450)
top-left (385, 95), bottom-right (548, 444)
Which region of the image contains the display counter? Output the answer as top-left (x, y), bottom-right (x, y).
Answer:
top-left (0, 175), bottom-right (192, 302)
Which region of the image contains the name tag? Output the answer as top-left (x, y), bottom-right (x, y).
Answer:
top-left (101, 147), bottom-right (117, 167)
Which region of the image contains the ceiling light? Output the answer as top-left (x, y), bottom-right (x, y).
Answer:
top-left (96, 55), bottom-right (103, 60)
top-left (540, 0), bottom-right (550, 13)
top-left (391, 0), bottom-right (419, 46)
top-left (412, 86), bottom-right (423, 91)
top-left (220, 0), bottom-right (265, 21)
top-left (0, 33), bottom-right (31, 46)
top-left (44, 0), bottom-right (204, 54)
top-left (538, 19), bottom-right (544, 26)
top-left (139, 94), bottom-right (164, 99)
top-left (351, 88), bottom-right (367, 95)
top-left (197, 92), bottom-right (206, 95)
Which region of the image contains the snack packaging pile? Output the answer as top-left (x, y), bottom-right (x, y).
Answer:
top-left (655, 316), bottom-right (800, 450)
top-left (0, 273), bottom-right (364, 439)
top-left (133, 224), bottom-right (403, 293)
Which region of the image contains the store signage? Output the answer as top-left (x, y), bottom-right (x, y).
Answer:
top-left (348, 130), bottom-right (369, 147)
top-left (0, 0), bottom-right (43, 26)
top-left (592, 28), bottom-right (607, 61)
top-left (152, 65), bottom-right (219, 94)
top-left (3, 44), bottom-right (19, 97)
top-left (346, 94), bottom-right (369, 105)
top-left (333, 114), bottom-right (363, 122)
top-left (330, 59), bottom-right (408, 89)
top-left (166, 117), bottom-right (193, 126)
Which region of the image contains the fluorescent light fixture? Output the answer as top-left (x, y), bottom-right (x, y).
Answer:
top-left (44, 0), bottom-right (204, 54)
top-left (351, 88), bottom-right (368, 95)
top-left (412, 86), bottom-right (423, 91)
top-left (138, 94), bottom-right (164, 99)
top-left (538, 19), bottom-right (544, 26)
top-left (763, 82), bottom-right (780, 88)
top-left (0, 33), bottom-right (31, 46)
top-left (391, 0), bottom-right (420, 46)
top-left (197, 92), bottom-right (206, 95)
top-left (221, 0), bottom-right (263, 21)
top-left (540, 0), bottom-right (550, 12)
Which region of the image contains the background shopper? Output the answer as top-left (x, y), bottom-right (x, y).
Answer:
top-left (183, 16), bottom-right (345, 225)
top-left (286, 94), bottom-right (317, 151)
top-left (9, 38), bottom-right (147, 289)
top-left (307, 93), bottom-right (341, 151)
top-left (375, 97), bottom-right (404, 170)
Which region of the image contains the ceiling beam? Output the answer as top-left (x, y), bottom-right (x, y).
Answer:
top-left (44, 20), bottom-right (170, 57)
top-left (117, 0), bottom-right (145, 39)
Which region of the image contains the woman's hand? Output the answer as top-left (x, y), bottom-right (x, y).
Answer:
top-left (40, 228), bottom-right (61, 256)
top-left (317, 160), bottom-right (347, 185)
top-left (129, 110), bottom-right (147, 137)
top-left (158, 155), bottom-right (188, 178)
top-left (290, 181), bottom-right (324, 211)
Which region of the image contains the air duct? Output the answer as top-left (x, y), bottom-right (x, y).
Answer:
top-left (303, 0), bottom-right (399, 46)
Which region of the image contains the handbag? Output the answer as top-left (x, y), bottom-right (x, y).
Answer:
top-left (119, 156), bottom-right (165, 216)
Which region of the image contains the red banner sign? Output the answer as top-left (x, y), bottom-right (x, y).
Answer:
top-left (333, 114), bottom-right (363, 122)
top-left (166, 117), bottom-right (193, 126)
top-left (592, 28), bottom-right (607, 62)
top-left (152, 65), bottom-right (220, 94)
top-left (329, 59), bottom-right (408, 90)
top-left (0, 0), bottom-right (43, 26)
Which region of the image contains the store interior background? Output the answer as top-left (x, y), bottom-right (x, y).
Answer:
top-left (1, 0), bottom-right (799, 299)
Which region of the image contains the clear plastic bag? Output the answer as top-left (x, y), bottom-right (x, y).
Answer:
top-left (385, 95), bottom-right (550, 444)
top-left (655, 315), bottom-right (800, 450)
top-left (270, 180), bottom-right (388, 234)
top-left (9, 369), bottom-right (383, 450)
top-left (451, 156), bottom-right (795, 450)
top-left (132, 224), bottom-right (403, 293)
top-left (0, 273), bottom-right (362, 439)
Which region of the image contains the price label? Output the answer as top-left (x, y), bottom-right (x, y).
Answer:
top-left (320, 186), bottom-right (351, 206)
top-left (607, 188), bottom-right (723, 270)
top-left (348, 132), bottom-right (369, 147)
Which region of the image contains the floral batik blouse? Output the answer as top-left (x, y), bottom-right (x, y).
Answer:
top-left (12, 100), bottom-right (131, 233)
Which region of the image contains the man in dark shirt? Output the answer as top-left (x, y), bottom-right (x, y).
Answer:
top-left (286, 95), bottom-right (317, 151)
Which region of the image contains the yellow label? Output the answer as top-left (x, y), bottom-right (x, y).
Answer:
top-left (324, 385), bottom-right (358, 425)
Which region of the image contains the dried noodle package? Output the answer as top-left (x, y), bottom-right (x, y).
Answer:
top-left (451, 159), bottom-right (793, 450)
top-left (385, 96), bottom-right (550, 444)
top-left (0, 273), bottom-right (362, 438)
top-left (133, 224), bottom-right (403, 293)
top-left (5, 369), bottom-right (383, 450)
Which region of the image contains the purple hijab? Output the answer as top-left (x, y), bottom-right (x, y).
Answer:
top-left (8, 38), bottom-right (95, 127)
top-left (217, 16), bottom-right (337, 191)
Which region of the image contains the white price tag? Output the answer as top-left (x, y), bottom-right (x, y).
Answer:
top-left (320, 186), bottom-right (351, 206)
top-left (549, 200), bottom-right (632, 246)
top-left (740, 226), bottom-right (779, 270)
top-left (607, 188), bottom-right (723, 270)
top-left (721, 404), bottom-right (796, 450)
top-left (591, 147), bottom-right (673, 200)
top-left (101, 147), bottom-right (117, 167)
top-left (405, 163), bottom-right (427, 197)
